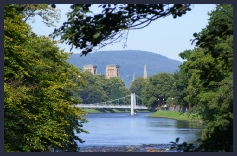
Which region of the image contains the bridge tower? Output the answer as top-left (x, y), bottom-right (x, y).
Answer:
top-left (131, 93), bottom-right (136, 115)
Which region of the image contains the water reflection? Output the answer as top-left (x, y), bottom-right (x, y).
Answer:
top-left (78, 112), bottom-right (204, 146)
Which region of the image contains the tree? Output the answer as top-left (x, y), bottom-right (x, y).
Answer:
top-left (4, 5), bottom-right (87, 152)
top-left (78, 72), bottom-right (129, 104)
top-left (9, 4), bottom-right (60, 27)
top-left (172, 69), bottom-right (189, 109)
top-left (86, 86), bottom-right (109, 104)
top-left (53, 4), bottom-right (192, 55)
top-left (178, 4), bottom-right (233, 151)
top-left (142, 73), bottom-right (175, 108)
top-left (78, 72), bottom-right (109, 104)
top-left (108, 77), bottom-right (130, 100)
top-left (129, 76), bottom-right (147, 97)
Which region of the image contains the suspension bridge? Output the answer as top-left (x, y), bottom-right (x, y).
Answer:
top-left (74, 93), bottom-right (148, 115)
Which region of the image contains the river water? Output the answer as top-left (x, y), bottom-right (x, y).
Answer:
top-left (76, 112), bottom-right (204, 151)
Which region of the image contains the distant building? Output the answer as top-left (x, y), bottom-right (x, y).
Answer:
top-left (83, 64), bottom-right (97, 75)
top-left (132, 72), bottom-right (135, 81)
top-left (106, 64), bottom-right (120, 78)
top-left (144, 64), bottom-right (147, 79)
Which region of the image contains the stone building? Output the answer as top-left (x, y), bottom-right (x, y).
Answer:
top-left (106, 64), bottom-right (120, 78)
top-left (83, 64), bottom-right (97, 75)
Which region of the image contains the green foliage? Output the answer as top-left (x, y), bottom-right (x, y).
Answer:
top-left (142, 73), bottom-right (176, 108)
top-left (129, 76), bottom-right (147, 97)
top-left (109, 77), bottom-right (128, 100)
top-left (193, 5), bottom-right (233, 54)
top-left (78, 72), bottom-right (130, 104)
top-left (195, 74), bottom-right (233, 152)
top-left (172, 70), bottom-right (189, 107)
top-left (9, 4), bottom-right (61, 27)
top-left (178, 4), bottom-right (233, 152)
top-left (4, 5), bottom-right (31, 79)
top-left (4, 4), bottom-right (87, 152)
top-left (53, 4), bottom-right (192, 55)
top-left (149, 111), bottom-right (201, 121)
top-left (197, 119), bottom-right (232, 151)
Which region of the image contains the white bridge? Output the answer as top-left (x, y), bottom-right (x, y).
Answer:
top-left (74, 93), bottom-right (148, 115)
top-left (74, 104), bottom-right (148, 109)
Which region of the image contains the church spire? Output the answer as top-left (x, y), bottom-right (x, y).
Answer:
top-left (144, 64), bottom-right (147, 79)
top-left (132, 72), bottom-right (135, 81)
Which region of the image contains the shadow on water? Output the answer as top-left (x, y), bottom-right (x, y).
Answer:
top-left (94, 108), bottom-right (129, 113)
top-left (91, 108), bottom-right (156, 113)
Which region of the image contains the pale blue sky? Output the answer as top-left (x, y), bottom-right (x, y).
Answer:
top-left (30, 4), bottom-right (217, 62)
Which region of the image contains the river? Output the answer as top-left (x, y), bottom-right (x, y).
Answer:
top-left (76, 112), bottom-right (204, 152)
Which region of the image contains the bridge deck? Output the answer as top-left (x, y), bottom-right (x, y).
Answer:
top-left (74, 104), bottom-right (148, 109)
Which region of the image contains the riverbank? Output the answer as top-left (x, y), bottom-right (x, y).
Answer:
top-left (79, 144), bottom-right (176, 152)
top-left (149, 111), bottom-right (202, 122)
top-left (81, 108), bottom-right (156, 113)
top-left (82, 109), bottom-right (202, 123)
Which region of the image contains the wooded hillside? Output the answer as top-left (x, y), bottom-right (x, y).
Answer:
top-left (67, 50), bottom-right (182, 88)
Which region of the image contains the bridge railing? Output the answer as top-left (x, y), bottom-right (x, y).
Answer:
top-left (74, 104), bottom-right (148, 109)
top-left (73, 93), bottom-right (147, 109)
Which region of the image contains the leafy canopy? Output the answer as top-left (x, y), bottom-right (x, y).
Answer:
top-left (178, 4), bottom-right (233, 151)
top-left (78, 72), bottom-right (130, 104)
top-left (142, 73), bottom-right (175, 108)
top-left (53, 4), bottom-right (192, 55)
top-left (4, 4), bottom-right (87, 152)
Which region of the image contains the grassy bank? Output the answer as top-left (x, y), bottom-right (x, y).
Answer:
top-left (149, 111), bottom-right (202, 122)
top-left (81, 109), bottom-right (202, 122)
top-left (81, 108), bottom-right (156, 113)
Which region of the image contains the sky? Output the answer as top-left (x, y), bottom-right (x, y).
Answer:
top-left (30, 4), bottom-right (217, 62)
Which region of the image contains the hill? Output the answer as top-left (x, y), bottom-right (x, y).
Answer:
top-left (67, 50), bottom-right (182, 88)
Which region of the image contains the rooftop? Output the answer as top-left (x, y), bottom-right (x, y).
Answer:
top-left (106, 64), bottom-right (119, 67)
top-left (83, 64), bottom-right (97, 68)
